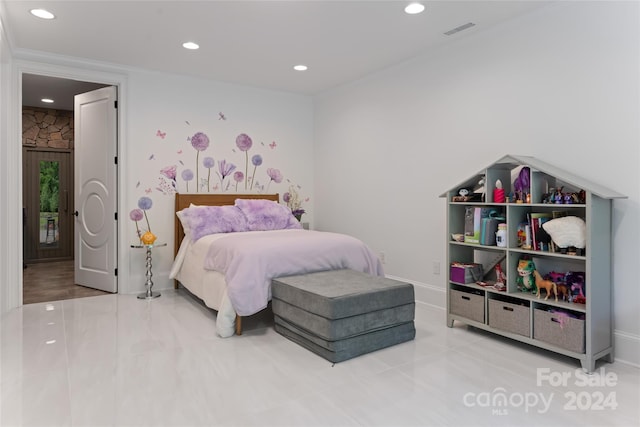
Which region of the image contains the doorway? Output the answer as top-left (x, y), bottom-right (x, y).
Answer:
top-left (22, 148), bottom-right (73, 263)
top-left (21, 73), bottom-right (114, 304)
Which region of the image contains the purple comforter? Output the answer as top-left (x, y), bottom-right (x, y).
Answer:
top-left (203, 229), bottom-right (384, 316)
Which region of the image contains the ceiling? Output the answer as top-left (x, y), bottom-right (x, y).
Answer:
top-left (2, 1), bottom-right (552, 110)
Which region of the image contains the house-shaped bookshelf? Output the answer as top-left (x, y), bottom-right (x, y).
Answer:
top-left (440, 154), bottom-right (626, 372)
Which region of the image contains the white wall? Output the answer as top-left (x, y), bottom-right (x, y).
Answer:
top-left (124, 70), bottom-right (314, 293)
top-left (0, 6), bottom-right (19, 313)
top-left (314, 1), bottom-right (640, 365)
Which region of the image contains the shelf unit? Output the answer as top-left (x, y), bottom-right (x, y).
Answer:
top-left (441, 155), bottom-right (626, 372)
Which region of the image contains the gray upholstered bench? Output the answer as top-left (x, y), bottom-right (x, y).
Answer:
top-left (272, 269), bottom-right (416, 363)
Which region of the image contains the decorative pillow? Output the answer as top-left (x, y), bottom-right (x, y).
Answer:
top-left (234, 198), bottom-right (302, 231)
top-left (177, 205), bottom-right (248, 241)
top-left (542, 216), bottom-right (586, 249)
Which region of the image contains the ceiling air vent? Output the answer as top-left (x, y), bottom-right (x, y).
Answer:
top-left (444, 22), bottom-right (476, 36)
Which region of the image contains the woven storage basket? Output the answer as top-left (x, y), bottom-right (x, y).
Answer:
top-left (533, 308), bottom-right (585, 353)
top-left (488, 299), bottom-right (530, 337)
top-left (450, 289), bottom-right (484, 323)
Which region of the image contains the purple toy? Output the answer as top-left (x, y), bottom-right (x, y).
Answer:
top-left (513, 167), bottom-right (530, 202)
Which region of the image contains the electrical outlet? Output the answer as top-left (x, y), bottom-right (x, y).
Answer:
top-left (379, 252), bottom-right (386, 264)
top-left (433, 261), bottom-right (440, 275)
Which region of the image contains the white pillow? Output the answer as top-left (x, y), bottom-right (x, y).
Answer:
top-left (542, 216), bottom-right (586, 249)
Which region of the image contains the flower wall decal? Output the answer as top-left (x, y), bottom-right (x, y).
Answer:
top-left (217, 159), bottom-right (236, 191)
top-left (235, 133), bottom-right (253, 190)
top-left (137, 196), bottom-right (153, 231)
top-left (250, 154), bottom-right (262, 190)
top-left (181, 169), bottom-right (194, 192)
top-left (283, 185), bottom-right (305, 221)
top-left (190, 132), bottom-right (210, 192)
top-left (266, 168), bottom-right (283, 192)
top-left (129, 208), bottom-right (144, 239)
top-left (133, 124), bottom-right (310, 236)
top-left (233, 171), bottom-right (244, 191)
top-left (203, 156), bottom-right (215, 192)
top-left (130, 196), bottom-right (157, 244)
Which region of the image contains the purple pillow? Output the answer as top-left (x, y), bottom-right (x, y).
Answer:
top-left (234, 199), bottom-right (302, 231)
top-left (177, 205), bottom-right (248, 241)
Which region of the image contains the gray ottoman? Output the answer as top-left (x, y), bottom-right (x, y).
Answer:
top-left (271, 269), bottom-right (416, 363)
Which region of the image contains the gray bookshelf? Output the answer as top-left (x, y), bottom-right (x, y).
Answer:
top-left (441, 155), bottom-right (626, 372)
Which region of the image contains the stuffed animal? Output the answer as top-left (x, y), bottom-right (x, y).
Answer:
top-left (542, 216), bottom-right (586, 249)
top-left (516, 258), bottom-right (537, 293)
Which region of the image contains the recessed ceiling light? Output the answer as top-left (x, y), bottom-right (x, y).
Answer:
top-left (404, 3), bottom-right (425, 15)
top-left (41, 98), bottom-right (54, 104)
top-left (182, 42), bottom-right (199, 50)
top-left (293, 65), bottom-right (308, 71)
top-left (30, 9), bottom-right (55, 20)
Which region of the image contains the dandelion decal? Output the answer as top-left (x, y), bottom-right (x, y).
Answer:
top-left (203, 156), bottom-right (215, 192)
top-left (190, 132), bottom-right (210, 192)
top-left (129, 209), bottom-right (144, 241)
top-left (233, 171), bottom-right (244, 192)
top-left (137, 196), bottom-right (156, 245)
top-left (250, 154), bottom-right (262, 190)
top-left (182, 169), bottom-right (194, 192)
top-left (137, 197), bottom-right (153, 230)
top-left (236, 133), bottom-right (253, 189)
top-left (266, 168), bottom-right (283, 192)
top-left (217, 160), bottom-right (236, 191)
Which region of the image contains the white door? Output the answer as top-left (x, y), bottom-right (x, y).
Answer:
top-left (74, 86), bottom-right (118, 293)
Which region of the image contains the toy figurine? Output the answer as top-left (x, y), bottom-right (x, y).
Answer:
top-left (494, 264), bottom-right (506, 291)
top-left (534, 270), bottom-right (557, 301)
top-left (516, 257), bottom-right (537, 293)
top-left (566, 271), bottom-right (586, 303)
top-left (513, 167), bottom-right (530, 203)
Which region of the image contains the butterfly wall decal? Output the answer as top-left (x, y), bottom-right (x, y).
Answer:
top-left (156, 130), bottom-right (166, 139)
top-left (218, 112), bottom-right (226, 120)
top-left (269, 141), bottom-right (277, 149)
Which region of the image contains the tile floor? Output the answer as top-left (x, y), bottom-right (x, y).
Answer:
top-left (1, 289), bottom-right (638, 427)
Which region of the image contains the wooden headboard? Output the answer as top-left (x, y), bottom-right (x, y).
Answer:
top-left (173, 193), bottom-right (279, 258)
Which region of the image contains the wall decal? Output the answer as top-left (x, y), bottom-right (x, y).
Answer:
top-left (131, 119), bottom-right (310, 232)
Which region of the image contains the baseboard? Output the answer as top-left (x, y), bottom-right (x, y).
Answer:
top-left (386, 274), bottom-right (445, 310)
top-left (387, 274), bottom-right (640, 368)
top-left (613, 330), bottom-right (640, 368)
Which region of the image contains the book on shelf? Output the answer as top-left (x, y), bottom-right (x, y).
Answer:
top-left (528, 212), bottom-right (553, 251)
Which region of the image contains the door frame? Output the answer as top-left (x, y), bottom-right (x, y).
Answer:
top-left (6, 59), bottom-right (129, 309)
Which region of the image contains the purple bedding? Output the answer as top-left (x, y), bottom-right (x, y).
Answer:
top-left (202, 229), bottom-right (384, 316)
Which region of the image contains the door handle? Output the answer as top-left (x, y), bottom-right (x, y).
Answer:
top-left (74, 211), bottom-right (79, 217)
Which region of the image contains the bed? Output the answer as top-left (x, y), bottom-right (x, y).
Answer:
top-left (169, 193), bottom-right (384, 337)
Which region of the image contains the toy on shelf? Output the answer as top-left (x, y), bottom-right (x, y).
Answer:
top-left (513, 166), bottom-right (531, 203)
top-left (566, 271), bottom-right (586, 304)
top-left (542, 270), bottom-right (585, 303)
top-left (516, 257), bottom-right (537, 294)
top-left (493, 263), bottom-right (507, 291)
top-left (542, 216), bottom-right (586, 256)
top-left (493, 179), bottom-right (506, 203)
top-left (533, 270), bottom-right (558, 301)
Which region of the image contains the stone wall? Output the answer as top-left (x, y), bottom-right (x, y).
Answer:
top-left (22, 107), bottom-right (73, 149)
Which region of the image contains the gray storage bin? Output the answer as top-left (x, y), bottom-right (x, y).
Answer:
top-left (534, 308), bottom-right (585, 353)
top-left (450, 289), bottom-right (484, 323)
top-left (489, 299), bottom-right (530, 337)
